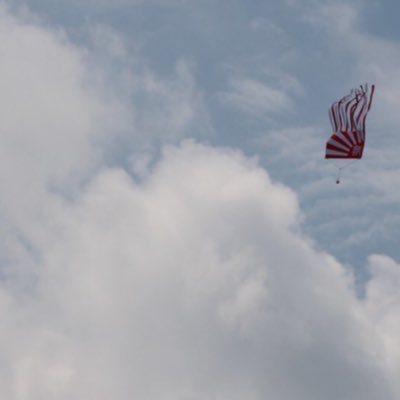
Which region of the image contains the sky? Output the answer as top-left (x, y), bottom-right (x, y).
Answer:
top-left (1, 0), bottom-right (400, 398)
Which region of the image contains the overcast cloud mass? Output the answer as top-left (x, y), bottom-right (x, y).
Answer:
top-left (1, 0), bottom-right (400, 398)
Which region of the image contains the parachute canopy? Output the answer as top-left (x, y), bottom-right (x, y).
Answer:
top-left (325, 84), bottom-right (375, 159)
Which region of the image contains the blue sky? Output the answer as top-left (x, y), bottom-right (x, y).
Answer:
top-left (1, 0), bottom-right (400, 398)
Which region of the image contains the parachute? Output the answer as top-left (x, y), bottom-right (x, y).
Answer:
top-left (325, 84), bottom-right (375, 183)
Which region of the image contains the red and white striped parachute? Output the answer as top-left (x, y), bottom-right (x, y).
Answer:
top-left (326, 84), bottom-right (375, 159)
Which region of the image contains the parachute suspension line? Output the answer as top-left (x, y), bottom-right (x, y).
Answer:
top-left (336, 167), bottom-right (342, 184)
top-left (330, 159), bottom-right (358, 184)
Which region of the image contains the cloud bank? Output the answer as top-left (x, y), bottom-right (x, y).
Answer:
top-left (2, 139), bottom-right (399, 399)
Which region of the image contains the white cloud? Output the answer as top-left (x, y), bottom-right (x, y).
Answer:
top-left (0, 140), bottom-right (397, 399)
top-left (0, 4), bottom-right (210, 227)
top-left (82, 23), bottom-right (212, 156)
top-left (0, 4), bottom-right (108, 225)
top-left (302, 2), bottom-right (359, 33)
top-left (365, 255), bottom-right (400, 368)
top-left (130, 60), bottom-right (211, 144)
top-left (220, 76), bottom-right (298, 121)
